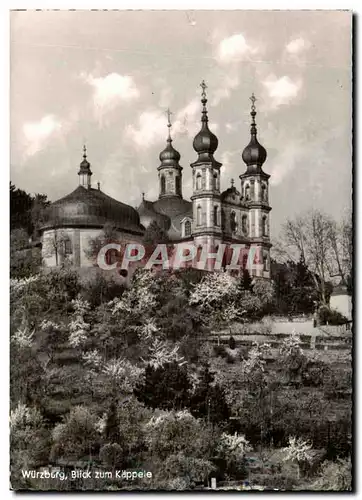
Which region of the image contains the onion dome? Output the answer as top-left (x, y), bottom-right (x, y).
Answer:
top-left (78, 145), bottom-right (92, 175)
top-left (192, 80), bottom-right (220, 164)
top-left (159, 109), bottom-right (181, 167)
top-left (242, 93), bottom-right (267, 169)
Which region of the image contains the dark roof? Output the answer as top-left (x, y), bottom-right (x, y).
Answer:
top-left (221, 186), bottom-right (242, 205)
top-left (40, 185), bottom-right (144, 234)
top-left (152, 196), bottom-right (192, 219)
top-left (137, 195), bottom-right (192, 241)
top-left (138, 199), bottom-right (171, 231)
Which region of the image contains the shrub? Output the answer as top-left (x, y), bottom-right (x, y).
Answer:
top-left (318, 306), bottom-right (348, 326)
top-left (228, 336), bottom-right (236, 350)
top-left (310, 458), bottom-right (352, 491)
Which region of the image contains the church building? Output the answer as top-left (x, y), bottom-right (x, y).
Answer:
top-left (40, 81), bottom-right (272, 278)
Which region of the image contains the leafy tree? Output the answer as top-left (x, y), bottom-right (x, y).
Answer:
top-left (190, 363), bottom-right (230, 424)
top-left (310, 458), bottom-right (352, 491)
top-left (105, 402), bottom-right (120, 444)
top-left (282, 436), bottom-right (312, 480)
top-left (10, 182), bottom-right (34, 233)
top-left (99, 443), bottom-right (123, 470)
top-left (240, 268), bottom-right (253, 291)
top-left (163, 453), bottom-right (215, 489)
top-left (50, 406), bottom-right (99, 463)
top-left (144, 410), bottom-right (215, 462)
top-left (143, 220), bottom-right (169, 245)
top-left (134, 361), bottom-right (190, 411)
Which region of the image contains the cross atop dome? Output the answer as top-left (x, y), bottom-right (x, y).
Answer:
top-left (250, 93), bottom-right (257, 110)
top-left (166, 108), bottom-right (173, 140)
top-left (200, 79), bottom-right (207, 98)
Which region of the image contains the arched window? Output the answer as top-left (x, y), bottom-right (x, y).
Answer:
top-left (245, 184), bottom-right (250, 201)
top-left (196, 173), bottom-right (202, 191)
top-left (230, 211), bottom-right (237, 233)
top-left (242, 214), bottom-right (248, 235)
top-left (176, 176), bottom-right (181, 195)
top-left (261, 183), bottom-right (267, 202)
top-left (262, 216), bottom-right (268, 236)
top-left (160, 175), bottom-right (166, 195)
top-left (221, 209), bottom-right (226, 228)
top-left (213, 172), bottom-right (218, 191)
top-left (197, 205), bottom-right (202, 226)
top-left (63, 238), bottom-right (72, 255)
top-left (213, 205), bottom-right (218, 226)
top-left (184, 219), bottom-right (192, 237)
top-left (264, 252), bottom-right (269, 272)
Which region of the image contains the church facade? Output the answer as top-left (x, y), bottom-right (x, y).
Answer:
top-left (40, 81), bottom-right (272, 278)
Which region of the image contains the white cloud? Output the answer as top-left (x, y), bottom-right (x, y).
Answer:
top-left (217, 33), bottom-right (258, 63)
top-left (262, 75), bottom-right (302, 109)
top-left (158, 86), bottom-right (173, 108)
top-left (23, 114), bottom-right (62, 156)
top-left (286, 37), bottom-right (311, 55)
top-left (211, 74), bottom-right (240, 106)
top-left (225, 122), bottom-right (236, 133)
top-left (174, 99), bottom-right (200, 138)
top-left (269, 142), bottom-right (304, 186)
top-left (83, 72), bottom-right (139, 121)
top-left (125, 110), bottom-right (167, 148)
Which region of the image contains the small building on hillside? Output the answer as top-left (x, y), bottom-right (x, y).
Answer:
top-left (329, 281), bottom-right (352, 321)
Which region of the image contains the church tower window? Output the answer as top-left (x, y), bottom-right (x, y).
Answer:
top-left (262, 215), bottom-right (268, 236)
top-left (261, 183), bottom-right (267, 202)
top-left (184, 220), bottom-right (191, 237)
top-left (213, 205), bottom-right (218, 226)
top-left (197, 205), bottom-right (202, 226)
top-left (196, 173), bottom-right (202, 190)
top-left (230, 211), bottom-right (237, 233)
top-left (242, 214), bottom-right (248, 235)
top-left (160, 175), bottom-right (166, 195)
top-left (176, 176), bottom-right (181, 195)
top-left (213, 172), bottom-right (218, 190)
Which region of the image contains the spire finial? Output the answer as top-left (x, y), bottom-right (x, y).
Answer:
top-left (200, 80), bottom-right (208, 123)
top-left (83, 144), bottom-right (87, 160)
top-left (142, 192), bottom-right (145, 200)
top-left (200, 79), bottom-right (207, 98)
top-left (249, 93), bottom-right (257, 135)
top-left (231, 178), bottom-right (234, 187)
top-left (166, 108), bottom-right (173, 142)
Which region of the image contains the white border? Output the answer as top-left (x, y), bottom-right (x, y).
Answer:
top-left (2, 2), bottom-right (358, 499)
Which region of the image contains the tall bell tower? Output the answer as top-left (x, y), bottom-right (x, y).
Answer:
top-left (158, 109), bottom-right (183, 199)
top-left (240, 94), bottom-right (272, 278)
top-left (190, 81), bottom-right (223, 253)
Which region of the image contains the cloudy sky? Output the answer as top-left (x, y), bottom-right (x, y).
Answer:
top-left (10, 10), bottom-right (352, 236)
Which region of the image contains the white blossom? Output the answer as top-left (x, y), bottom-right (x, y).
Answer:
top-left (69, 316), bottom-right (90, 347)
top-left (102, 358), bottom-right (143, 392)
top-left (217, 432), bottom-right (252, 457)
top-left (280, 330), bottom-right (303, 357)
top-left (11, 327), bottom-right (34, 348)
top-left (82, 349), bottom-right (103, 369)
top-left (189, 272), bottom-right (239, 310)
top-left (142, 338), bottom-right (186, 369)
top-left (40, 319), bottom-right (61, 331)
top-left (243, 342), bottom-right (271, 375)
top-left (283, 436), bottom-right (312, 463)
top-left (10, 402), bottom-right (43, 430)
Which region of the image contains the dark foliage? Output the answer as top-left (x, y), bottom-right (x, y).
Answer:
top-left (134, 361), bottom-right (191, 411)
